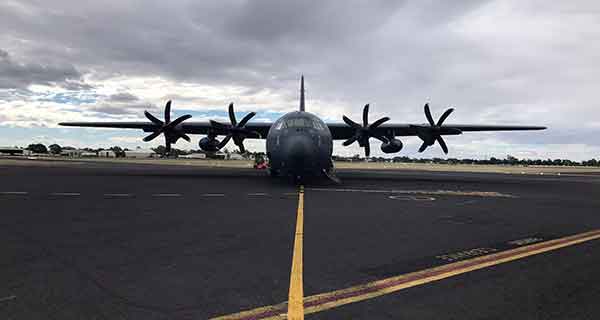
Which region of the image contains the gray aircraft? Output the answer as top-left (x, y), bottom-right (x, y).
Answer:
top-left (60, 77), bottom-right (546, 179)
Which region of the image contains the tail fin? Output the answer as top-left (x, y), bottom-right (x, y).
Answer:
top-left (299, 75), bottom-right (305, 112)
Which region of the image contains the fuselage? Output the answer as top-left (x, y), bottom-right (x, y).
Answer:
top-left (266, 111), bottom-right (333, 177)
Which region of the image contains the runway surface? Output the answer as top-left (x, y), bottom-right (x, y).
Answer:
top-left (1, 160), bottom-right (600, 319)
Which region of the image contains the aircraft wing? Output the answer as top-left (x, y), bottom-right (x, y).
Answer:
top-left (59, 121), bottom-right (273, 138)
top-left (326, 123), bottom-right (547, 140)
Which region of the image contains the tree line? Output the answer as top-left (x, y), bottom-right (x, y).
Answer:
top-left (24, 143), bottom-right (128, 157)
top-left (336, 154), bottom-right (600, 167)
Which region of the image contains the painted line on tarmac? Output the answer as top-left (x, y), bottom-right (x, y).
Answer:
top-left (0, 191), bottom-right (28, 195)
top-left (50, 192), bottom-right (81, 196)
top-left (152, 193), bottom-right (182, 197)
top-left (202, 193), bottom-right (225, 197)
top-left (248, 193), bottom-right (269, 196)
top-left (307, 187), bottom-right (516, 198)
top-left (388, 195), bottom-right (436, 201)
top-left (0, 295), bottom-right (16, 303)
top-left (210, 229), bottom-right (600, 320)
top-left (287, 185), bottom-right (305, 320)
top-left (104, 193), bottom-right (133, 198)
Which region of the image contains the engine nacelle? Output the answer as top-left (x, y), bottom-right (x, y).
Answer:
top-left (199, 137), bottom-right (221, 152)
top-left (380, 139), bottom-right (403, 154)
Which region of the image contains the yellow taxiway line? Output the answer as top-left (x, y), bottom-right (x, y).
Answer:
top-left (211, 228), bottom-right (600, 320)
top-left (287, 185), bottom-right (305, 319)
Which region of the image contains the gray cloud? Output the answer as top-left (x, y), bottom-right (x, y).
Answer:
top-left (108, 92), bottom-right (139, 102)
top-left (88, 101), bottom-right (156, 115)
top-left (1, 1), bottom-right (599, 157)
top-left (0, 48), bottom-right (90, 90)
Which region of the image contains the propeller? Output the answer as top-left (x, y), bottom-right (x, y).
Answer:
top-left (415, 103), bottom-right (456, 154)
top-left (209, 103), bottom-right (260, 153)
top-left (342, 104), bottom-right (390, 157)
top-left (143, 100), bottom-right (192, 154)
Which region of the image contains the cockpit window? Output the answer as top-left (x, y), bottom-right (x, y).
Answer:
top-left (274, 119), bottom-right (285, 130)
top-left (286, 118), bottom-right (311, 128)
top-left (312, 120), bottom-right (325, 130)
top-left (274, 117), bottom-right (326, 130)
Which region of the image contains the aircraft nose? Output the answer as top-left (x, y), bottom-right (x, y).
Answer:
top-left (286, 135), bottom-right (316, 169)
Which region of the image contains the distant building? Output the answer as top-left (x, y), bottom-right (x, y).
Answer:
top-left (98, 150), bottom-right (117, 158)
top-left (124, 149), bottom-right (157, 158)
top-left (211, 151), bottom-right (226, 160)
top-left (228, 153), bottom-right (245, 160)
top-left (179, 153), bottom-right (207, 159)
top-left (81, 152), bottom-right (98, 157)
top-left (61, 149), bottom-right (84, 157)
top-left (0, 147), bottom-right (29, 155)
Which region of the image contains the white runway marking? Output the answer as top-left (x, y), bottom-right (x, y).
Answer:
top-left (104, 193), bottom-right (133, 197)
top-left (202, 193), bottom-right (225, 197)
top-left (153, 193), bottom-right (182, 197)
top-left (247, 193), bottom-right (269, 196)
top-left (50, 192), bottom-right (81, 196)
top-left (0, 191), bottom-right (28, 195)
top-left (388, 195), bottom-right (436, 201)
top-left (307, 187), bottom-right (515, 198)
top-left (0, 295), bottom-right (16, 302)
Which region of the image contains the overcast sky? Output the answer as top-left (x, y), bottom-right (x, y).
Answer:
top-left (1, 0), bottom-right (599, 159)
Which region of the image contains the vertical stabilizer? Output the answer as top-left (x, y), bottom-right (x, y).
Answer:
top-left (299, 75), bottom-right (305, 112)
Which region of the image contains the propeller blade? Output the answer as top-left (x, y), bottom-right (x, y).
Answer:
top-left (143, 131), bottom-right (162, 142)
top-left (164, 100), bottom-right (171, 124)
top-left (218, 135), bottom-right (232, 149)
top-left (364, 141), bottom-right (371, 157)
top-left (238, 111), bottom-right (256, 127)
top-left (178, 132), bottom-right (191, 142)
top-left (144, 111), bottom-right (163, 126)
top-left (343, 135), bottom-right (358, 146)
top-left (437, 108), bottom-right (454, 126)
top-left (424, 103), bottom-right (435, 126)
top-left (437, 136), bottom-right (449, 154)
top-left (232, 134), bottom-right (247, 154)
top-left (342, 115), bottom-right (361, 128)
top-left (369, 116), bottom-right (390, 130)
top-left (228, 103), bottom-right (237, 126)
top-left (362, 104), bottom-right (370, 127)
top-left (168, 114), bottom-right (192, 128)
top-left (165, 139), bottom-right (172, 154)
top-left (418, 142), bottom-right (428, 153)
top-left (237, 142), bottom-right (246, 154)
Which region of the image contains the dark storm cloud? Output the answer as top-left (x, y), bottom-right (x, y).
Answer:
top-left (0, 48), bottom-right (91, 90)
top-left (0, 1), bottom-right (408, 86)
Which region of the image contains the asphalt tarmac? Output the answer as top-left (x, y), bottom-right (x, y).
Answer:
top-left (1, 160), bottom-right (600, 319)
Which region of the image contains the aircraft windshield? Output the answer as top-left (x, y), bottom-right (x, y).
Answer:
top-left (274, 117), bottom-right (324, 130)
top-left (286, 118), bottom-right (312, 128)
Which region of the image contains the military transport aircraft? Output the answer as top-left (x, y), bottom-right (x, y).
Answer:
top-left (60, 77), bottom-right (546, 179)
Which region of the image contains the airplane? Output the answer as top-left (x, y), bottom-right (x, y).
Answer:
top-left (60, 76), bottom-right (546, 180)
